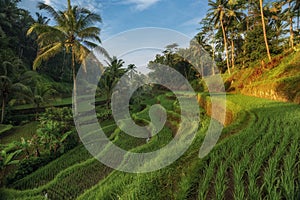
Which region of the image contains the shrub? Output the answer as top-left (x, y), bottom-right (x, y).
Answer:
top-left (37, 107), bottom-right (79, 155)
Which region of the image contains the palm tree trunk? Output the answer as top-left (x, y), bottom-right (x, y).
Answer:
top-left (290, 17), bottom-right (295, 48)
top-left (221, 19), bottom-right (231, 74)
top-left (297, 9), bottom-right (299, 31)
top-left (72, 50), bottom-right (77, 114)
top-left (212, 32), bottom-right (215, 75)
top-left (231, 39), bottom-right (235, 70)
top-left (259, 0), bottom-right (272, 61)
top-left (1, 97), bottom-right (5, 124)
top-left (289, 1), bottom-right (294, 49)
top-left (67, 0), bottom-right (71, 10)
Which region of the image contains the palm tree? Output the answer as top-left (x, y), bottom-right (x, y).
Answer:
top-left (283, 0), bottom-right (299, 49)
top-left (0, 75), bottom-right (29, 123)
top-left (294, 0), bottom-right (300, 31)
top-left (0, 56), bottom-right (25, 80)
top-left (226, 1), bottom-right (245, 70)
top-left (35, 12), bottom-right (50, 25)
top-left (24, 83), bottom-right (57, 119)
top-left (99, 57), bottom-right (127, 108)
top-left (27, 0), bottom-right (105, 113)
top-left (0, 0), bottom-right (20, 35)
top-left (127, 64), bottom-right (137, 80)
top-left (208, 0), bottom-right (232, 74)
top-left (259, 0), bottom-right (272, 61)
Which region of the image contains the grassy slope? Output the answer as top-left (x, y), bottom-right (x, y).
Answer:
top-left (226, 50), bottom-right (300, 104)
top-left (77, 95), bottom-right (300, 200)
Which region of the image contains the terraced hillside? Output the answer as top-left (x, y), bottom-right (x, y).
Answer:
top-left (0, 93), bottom-right (299, 200)
top-left (226, 50), bottom-right (300, 104)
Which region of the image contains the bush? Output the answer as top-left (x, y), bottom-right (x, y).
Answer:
top-left (37, 107), bottom-right (79, 155)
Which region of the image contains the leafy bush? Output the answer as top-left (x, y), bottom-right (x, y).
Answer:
top-left (37, 107), bottom-right (78, 155)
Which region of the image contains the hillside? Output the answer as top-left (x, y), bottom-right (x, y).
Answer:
top-left (225, 49), bottom-right (300, 104)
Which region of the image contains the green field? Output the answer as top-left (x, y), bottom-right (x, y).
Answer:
top-left (0, 93), bottom-right (299, 200)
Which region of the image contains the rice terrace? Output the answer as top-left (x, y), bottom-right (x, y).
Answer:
top-left (0, 0), bottom-right (299, 199)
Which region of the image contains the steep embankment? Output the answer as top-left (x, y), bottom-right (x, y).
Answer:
top-left (225, 50), bottom-right (300, 104)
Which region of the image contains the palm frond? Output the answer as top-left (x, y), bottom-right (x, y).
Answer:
top-left (82, 40), bottom-right (99, 49)
top-left (33, 43), bottom-right (63, 70)
top-left (81, 12), bottom-right (102, 25)
top-left (94, 46), bottom-right (112, 62)
top-left (77, 27), bottom-right (100, 38)
top-left (37, 2), bottom-right (61, 23)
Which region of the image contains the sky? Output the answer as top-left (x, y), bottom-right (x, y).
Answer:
top-left (19, 0), bottom-right (209, 72)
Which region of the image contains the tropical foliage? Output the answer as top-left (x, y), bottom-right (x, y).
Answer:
top-left (198, 0), bottom-right (300, 72)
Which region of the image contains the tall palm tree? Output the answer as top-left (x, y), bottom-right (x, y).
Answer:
top-left (27, 0), bottom-right (105, 113)
top-left (226, 1), bottom-right (244, 70)
top-left (283, 0), bottom-right (300, 48)
top-left (208, 0), bottom-right (232, 74)
top-left (259, 0), bottom-right (272, 61)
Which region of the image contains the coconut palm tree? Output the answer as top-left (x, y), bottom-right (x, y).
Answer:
top-left (294, 0), bottom-right (300, 31)
top-left (27, 0), bottom-right (107, 113)
top-left (282, 0), bottom-right (300, 49)
top-left (208, 0), bottom-right (233, 74)
top-left (226, 1), bottom-right (245, 70)
top-left (260, 0), bottom-right (272, 61)
top-left (100, 57), bottom-right (127, 108)
top-left (0, 0), bottom-right (20, 35)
